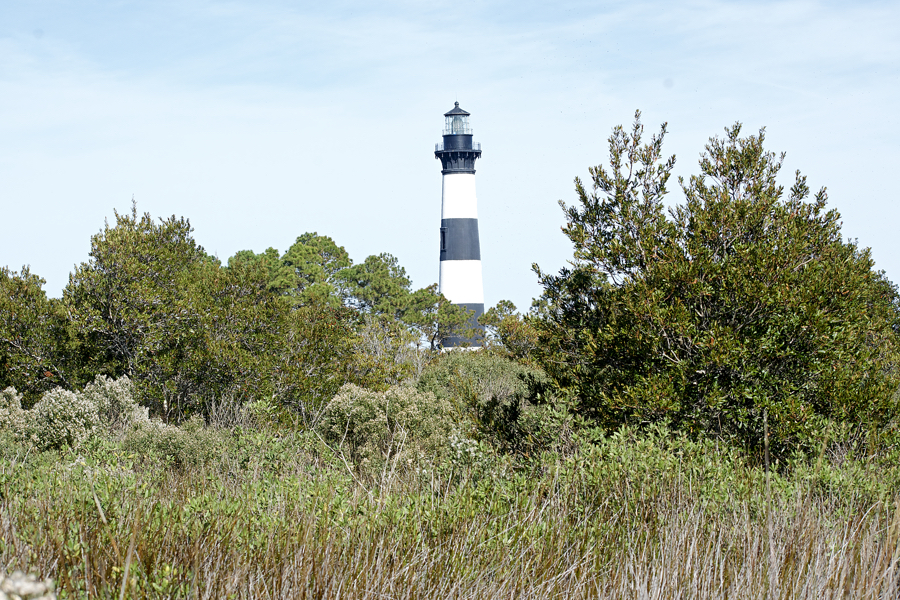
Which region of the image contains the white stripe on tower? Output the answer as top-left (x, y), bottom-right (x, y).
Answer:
top-left (441, 173), bottom-right (478, 219)
top-left (439, 259), bottom-right (483, 304)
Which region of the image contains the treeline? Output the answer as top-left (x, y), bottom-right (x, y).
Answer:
top-left (3, 111), bottom-right (900, 461)
top-left (0, 207), bottom-right (473, 423)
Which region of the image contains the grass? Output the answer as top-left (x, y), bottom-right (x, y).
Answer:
top-left (1, 423), bottom-right (899, 599)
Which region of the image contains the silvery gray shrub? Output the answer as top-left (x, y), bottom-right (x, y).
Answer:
top-left (0, 387), bottom-right (27, 441)
top-left (0, 376), bottom-right (148, 451)
top-left (27, 387), bottom-right (100, 451)
top-left (81, 374), bottom-right (148, 432)
top-left (318, 383), bottom-right (454, 470)
top-left (123, 415), bottom-right (226, 469)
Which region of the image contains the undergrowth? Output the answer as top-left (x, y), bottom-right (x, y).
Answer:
top-left (1, 417), bottom-right (899, 599)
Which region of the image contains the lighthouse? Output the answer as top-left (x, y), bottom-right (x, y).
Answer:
top-left (435, 102), bottom-right (484, 347)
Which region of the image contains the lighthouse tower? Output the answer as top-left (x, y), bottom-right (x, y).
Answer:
top-left (435, 102), bottom-right (484, 347)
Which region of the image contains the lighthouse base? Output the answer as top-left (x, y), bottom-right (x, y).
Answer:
top-left (442, 302), bottom-right (485, 348)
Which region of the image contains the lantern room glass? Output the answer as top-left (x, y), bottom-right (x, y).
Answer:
top-left (444, 114), bottom-right (472, 135)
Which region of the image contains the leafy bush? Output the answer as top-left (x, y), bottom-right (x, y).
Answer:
top-left (1, 377), bottom-right (148, 451)
top-left (479, 299), bottom-right (541, 360)
top-left (418, 350), bottom-right (560, 454)
top-left (81, 374), bottom-right (147, 433)
top-left (533, 113), bottom-right (900, 458)
top-left (0, 387), bottom-right (27, 441)
top-left (419, 350), bottom-right (538, 403)
top-left (350, 314), bottom-right (423, 389)
top-left (123, 415), bottom-right (227, 469)
top-left (27, 387), bottom-right (100, 451)
top-left (318, 383), bottom-right (453, 471)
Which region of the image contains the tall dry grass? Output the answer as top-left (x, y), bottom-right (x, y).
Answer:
top-left (1, 426), bottom-right (898, 599)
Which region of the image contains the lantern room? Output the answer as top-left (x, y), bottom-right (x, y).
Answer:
top-left (443, 102), bottom-right (472, 135)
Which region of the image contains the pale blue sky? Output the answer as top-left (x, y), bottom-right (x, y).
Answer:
top-left (2, 0), bottom-right (898, 311)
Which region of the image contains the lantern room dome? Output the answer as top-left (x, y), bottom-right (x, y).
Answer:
top-left (443, 102), bottom-right (470, 117)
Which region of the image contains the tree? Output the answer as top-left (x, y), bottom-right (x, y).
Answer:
top-left (281, 233), bottom-right (352, 307)
top-left (479, 300), bottom-right (540, 360)
top-left (403, 284), bottom-right (474, 350)
top-left (268, 303), bottom-right (360, 427)
top-left (0, 266), bottom-right (73, 403)
top-left (156, 254), bottom-right (288, 418)
top-left (533, 112), bottom-right (900, 456)
top-left (339, 253), bottom-right (412, 316)
top-left (64, 204), bottom-right (208, 381)
top-left (346, 313), bottom-right (422, 391)
top-left (339, 253), bottom-right (474, 349)
top-left (227, 247), bottom-right (297, 296)
top-left (63, 204), bottom-right (291, 419)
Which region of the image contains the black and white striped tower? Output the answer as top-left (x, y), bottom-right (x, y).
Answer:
top-left (435, 102), bottom-right (484, 347)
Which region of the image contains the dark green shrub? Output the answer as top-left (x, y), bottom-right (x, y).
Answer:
top-left (533, 113), bottom-right (900, 458)
top-left (417, 350), bottom-right (563, 455)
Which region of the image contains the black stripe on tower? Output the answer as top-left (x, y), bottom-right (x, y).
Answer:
top-left (442, 303), bottom-right (485, 348)
top-left (439, 218), bottom-right (481, 261)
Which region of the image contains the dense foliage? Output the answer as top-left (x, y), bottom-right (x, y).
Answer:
top-left (318, 383), bottom-right (454, 470)
top-left (229, 233), bottom-right (474, 349)
top-left (417, 349), bottom-right (562, 455)
top-left (532, 113), bottom-right (900, 456)
top-left (0, 205), bottom-right (476, 422)
top-left (0, 266), bottom-right (72, 402)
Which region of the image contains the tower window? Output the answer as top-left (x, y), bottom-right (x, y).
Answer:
top-left (440, 228), bottom-right (447, 251)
